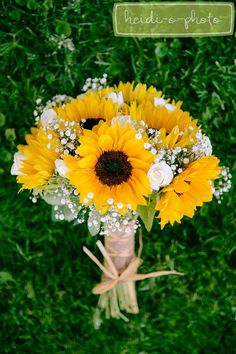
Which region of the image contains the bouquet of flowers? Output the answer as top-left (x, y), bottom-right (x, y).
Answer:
top-left (11, 75), bottom-right (231, 321)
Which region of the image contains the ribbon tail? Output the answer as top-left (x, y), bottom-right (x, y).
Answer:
top-left (92, 279), bottom-right (118, 295)
top-left (96, 241), bottom-right (118, 277)
top-left (127, 270), bottom-right (184, 282)
top-left (83, 245), bottom-right (116, 280)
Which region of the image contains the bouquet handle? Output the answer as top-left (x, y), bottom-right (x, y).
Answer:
top-left (83, 225), bottom-right (183, 320)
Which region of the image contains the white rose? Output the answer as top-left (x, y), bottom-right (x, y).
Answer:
top-left (111, 115), bottom-right (134, 128)
top-left (154, 97), bottom-right (176, 112)
top-left (40, 109), bottom-right (57, 127)
top-left (55, 159), bottom-right (70, 178)
top-left (10, 152), bottom-right (27, 175)
top-left (107, 91), bottom-right (124, 108)
top-left (148, 162), bottom-right (173, 191)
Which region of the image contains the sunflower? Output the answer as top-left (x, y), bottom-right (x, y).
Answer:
top-left (128, 101), bottom-right (199, 148)
top-left (55, 91), bottom-right (119, 131)
top-left (155, 156), bottom-right (221, 229)
top-left (63, 122), bottom-right (154, 213)
top-left (114, 81), bottom-right (162, 105)
top-left (16, 127), bottom-right (60, 190)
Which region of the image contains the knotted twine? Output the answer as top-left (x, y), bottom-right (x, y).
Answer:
top-left (83, 228), bottom-right (183, 295)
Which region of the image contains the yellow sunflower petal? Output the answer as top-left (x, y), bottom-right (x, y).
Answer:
top-left (98, 135), bottom-right (114, 151)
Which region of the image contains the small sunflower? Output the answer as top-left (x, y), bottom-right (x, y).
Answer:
top-left (55, 91), bottom-right (119, 131)
top-left (63, 122), bottom-right (154, 213)
top-left (114, 81), bottom-right (162, 105)
top-left (156, 156), bottom-right (221, 229)
top-left (129, 101), bottom-right (199, 148)
top-left (15, 127), bottom-right (60, 190)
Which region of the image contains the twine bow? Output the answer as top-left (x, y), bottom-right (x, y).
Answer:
top-left (83, 240), bottom-right (184, 295)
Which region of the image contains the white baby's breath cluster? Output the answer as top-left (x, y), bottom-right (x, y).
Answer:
top-left (37, 179), bottom-right (88, 224)
top-left (34, 95), bottom-right (72, 125)
top-left (85, 204), bottom-right (139, 236)
top-left (82, 73), bottom-right (108, 92)
top-left (99, 208), bottom-right (139, 236)
top-left (154, 146), bottom-right (190, 175)
top-left (54, 119), bottom-right (80, 156)
top-left (212, 166), bottom-right (232, 203)
top-left (191, 131), bottom-right (212, 158)
top-left (146, 129), bottom-right (214, 185)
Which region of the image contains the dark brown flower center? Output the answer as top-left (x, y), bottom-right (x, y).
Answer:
top-left (82, 118), bottom-right (104, 130)
top-left (95, 151), bottom-right (132, 186)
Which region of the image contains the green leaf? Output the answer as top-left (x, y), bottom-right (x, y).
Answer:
top-left (155, 43), bottom-right (168, 58)
top-left (5, 128), bottom-right (16, 141)
top-left (0, 148), bottom-right (12, 162)
top-left (55, 20), bottom-right (72, 36)
top-left (137, 193), bottom-right (159, 232)
top-left (88, 210), bottom-right (101, 236)
top-left (25, 282), bottom-right (35, 299)
top-left (9, 9), bottom-right (22, 21)
top-left (51, 205), bottom-right (78, 222)
top-left (27, 0), bottom-right (38, 10)
top-left (0, 112), bottom-right (6, 127)
top-left (0, 271), bottom-right (15, 284)
top-left (15, 0), bottom-right (26, 5)
top-left (45, 72), bottom-right (55, 84)
top-left (43, 193), bottom-right (62, 206)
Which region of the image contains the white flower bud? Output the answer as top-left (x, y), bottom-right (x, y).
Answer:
top-left (10, 152), bottom-right (27, 175)
top-left (40, 109), bottom-right (57, 127)
top-left (55, 159), bottom-right (70, 178)
top-left (165, 103), bottom-right (176, 112)
top-left (107, 91), bottom-right (124, 108)
top-left (148, 162), bottom-right (174, 191)
top-left (100, 78), bottom-right (107, 84)
top-left (154, 97), bottom-right (166, 107)
top-left (154, 97), bottom-right (176, 112)
top-left (36, 98), bottom-right (42, 105)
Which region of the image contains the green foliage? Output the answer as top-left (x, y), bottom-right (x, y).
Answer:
top-left (0, 112), bottom-right (6, 127)
top-left (137, 193), bottom-right (159, 232)
top-left (55, 20), bottom-right (72, 36)
top-left (87, 210), bottom-right (101, 236)
top-left (5, 128), bottom-right (16, 142)
top-left (0, 0), bottom-right (235, 353)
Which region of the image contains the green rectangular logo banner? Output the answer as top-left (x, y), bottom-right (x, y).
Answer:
top-left (113, 2), bottom-right (235, 37)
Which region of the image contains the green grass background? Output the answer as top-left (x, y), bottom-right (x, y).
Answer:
top-left (0, 1), bottom-right (235, 353)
